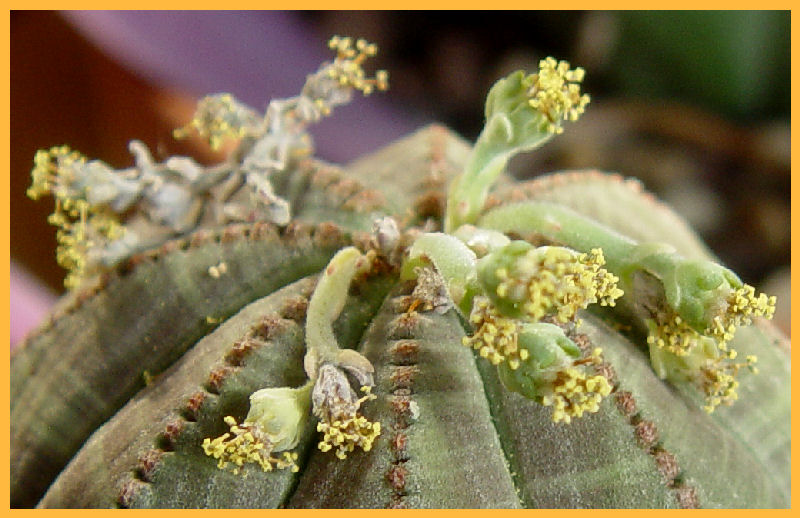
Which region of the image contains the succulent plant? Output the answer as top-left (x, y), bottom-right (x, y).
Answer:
top-left (13, 36), bottom-right (789, 509)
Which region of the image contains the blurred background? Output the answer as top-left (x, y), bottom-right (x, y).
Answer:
top-left (10, 10), bottom-right (791, 344)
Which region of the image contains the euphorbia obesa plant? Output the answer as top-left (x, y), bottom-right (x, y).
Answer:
top-left (12, 36), bottom-right (789, 509)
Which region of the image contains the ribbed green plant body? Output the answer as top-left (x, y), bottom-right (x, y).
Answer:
top-left (11, 126), bottom-right (790, 508)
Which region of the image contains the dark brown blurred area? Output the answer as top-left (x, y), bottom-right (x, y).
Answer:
top-left (11, 11), bottom-right (790, 333)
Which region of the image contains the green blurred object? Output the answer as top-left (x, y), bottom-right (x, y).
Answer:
top-left (611, 11), bottom-right (790, 120)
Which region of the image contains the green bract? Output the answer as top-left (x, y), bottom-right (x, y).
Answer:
top-left (497, 322), bottom-right (581, 397)
top-left (245, 384), bottom-right (313, 452)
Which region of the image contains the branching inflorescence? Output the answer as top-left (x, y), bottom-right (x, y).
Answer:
top-left (477, 203), bottom-right (775, 412)
top-left (28, 36), bottom-right (388, 290)
top-left (29, 36), bottom-right (777, 477)
top-left (405, 234), bottom-right (622, 423)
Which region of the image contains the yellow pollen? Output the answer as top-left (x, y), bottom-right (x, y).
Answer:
top-left (326, 36), bottom-right (389, 96)
top-left (202, 417), bottom-right (299, 475)
top-left (647, 311), bottom-right (701, 357)
top-left (542, 366), bottom-right (610, 424)
top-left (462, 297), bottom-right (528, 368)
top-left (316, 386), bottom-right (380, 460)
top-left (527, 57), bottom-right (590, 134)
top-left (173, 93), bottom-right (257, 150)
top-left (539, 346), bottom-right (612, 424)
top-left (700, 354), bottom-right (758, 413)
top-left (28, 146), bottom-right (124, 289)
top-left (707, 284), bottom-right (777, 345)
top-left (496, 247), bottom-right (622, 323)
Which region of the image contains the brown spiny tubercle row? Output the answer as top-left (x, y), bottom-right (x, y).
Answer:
top-left (562, 321), bottom-right (699, 509)
top-left (384, 290), bottom-right (424, 509)
top-left (117, 285), bottom-right (315, 508)
top-left (612, 391), bottom-right (697, 506)
top-left (18, 221), bottom-right (345, 348)
top-left (486, 170), bottom-right (662, 211)
top-left (410, 125), bottom-right (453, 227)
top-left (309, 165), bottom-right (388, 214)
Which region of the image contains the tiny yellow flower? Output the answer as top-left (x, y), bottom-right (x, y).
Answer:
top-left (315, 386), bottom-right (381, 460)
top-left (699, 354), bottom-right (758, 414)
top-left (28, 146), bottom-right (125, 289)
top-left (462, 296), bottom-right (523, 368)
top-left (479, 242), bottom-right (623, 323)
top-left (527, 57), bottom-right (590, 134)
top-left (202, 384), bottom-right (312, 475)
top-left (496, 323), bottom-right (612, 424)
top-left (326, 36), bottom-right (389, 96)
top-left (539, 347), bottom-right (611, 424)
top-left (708, 284), bottom-right (776, 345)
top-left (646, 312), bottom-right (701, 357)
top-left (173, 93), bottom-right (261, 150)
top-left (202, 416), bottom-right (300, 475)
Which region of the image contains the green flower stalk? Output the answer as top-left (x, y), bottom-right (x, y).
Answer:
top-left (204, 246), bottom-right (382, 474)
top-left (304, 247), bottom-right (375, 369)
top-left (304, 247), bottom-right (381, 459)
top-left (445, 58), bottom-right (589, 232)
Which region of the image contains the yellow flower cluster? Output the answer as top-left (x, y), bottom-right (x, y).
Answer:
top-left (28, 146), bottom-right (83, 200)
top-left (541, 348), bottom-right (612, 424)
top-left (28, 147), bottom-right (123, 289)
top-left (649, 314), bottom-right (760, 412)
top-left (647, 282), bottom-right (773, 412)
top-left (316, 386), bottom-right (381, 460)
top-left (496, 247), bottom-right (623, 323)
top-left (55, 202), bottom-right (123, 290)
top-left (527, 57), bottom-right (590, 134)
top-left (326, 36), bottom-right (389, 97)
top-left (709, 284), bottom-right (776, 344)
top-left (700, 355), bottom-right (758, 414)
top-left (462, 297), bottom-right (528, 369)
top-left (173, 93), bottom-right (258, 151)
top-left (202, 416), bottom-right (299, 475)
top-left (647, 312), bottom-right (700, 357)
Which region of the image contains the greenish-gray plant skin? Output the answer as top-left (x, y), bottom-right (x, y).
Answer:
top-left (12, 37), bottom-right (788, 509)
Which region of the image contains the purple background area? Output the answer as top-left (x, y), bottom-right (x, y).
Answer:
top-left (62, 10), bottom-right (427, 163)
